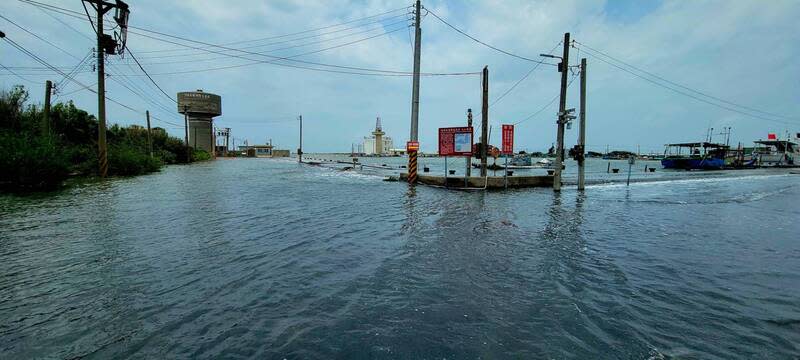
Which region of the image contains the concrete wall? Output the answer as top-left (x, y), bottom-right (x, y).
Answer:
top-left (399, 173), bottom-right (554, 188)
top-left (188, 117), bottom-right (214, 154)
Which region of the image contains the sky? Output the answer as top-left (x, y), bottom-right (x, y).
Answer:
top-left (2, 0), bottom-right (799, 154)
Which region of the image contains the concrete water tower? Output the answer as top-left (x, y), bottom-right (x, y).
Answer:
top-left (177, 90), bottom-right (222, 154)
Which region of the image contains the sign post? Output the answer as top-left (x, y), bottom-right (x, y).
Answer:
top-left (438, 127), bottom-right (474, 156)
top-left (439, 127), bottom-right (473, 188)
top-left (502, 125), bottom-right (514, 189)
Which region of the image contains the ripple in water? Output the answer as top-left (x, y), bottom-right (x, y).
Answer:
top-left (1, 159), bottom-right (799, 358)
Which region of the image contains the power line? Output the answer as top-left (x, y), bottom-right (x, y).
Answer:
top-left (57, 81), bottom-right (96, 97)
top-left (489, 42), bottom-right (562, 108)
top-left (35, 3), bottom-right (94, 41)
top-left (56, 49), bottom-right (92, 93)
top-left (574, 40), bottom-right (796, 122)
top-left (138, 6), bottom-right (411, 54)
top-left (0, 62), bottom-right (37, 84)
top-left (19, 0), bottom-right (478, 77)
top-left (514, 74), bottom-right (578, 126)
top-left (0, 13), bottom-right (81, 60)
top-left (135, 13), bottom-right (412, 60)
top-left (80, 0), bottom-right (98, 35)
top-left (574, 41), bottom-right (795, 124)
top-left (106, 62), bottom-right (179, 119)
top-left (425, 7), bottom-right (555, 65)
top-left (576, 46), bottom-right (797, 125)
top-left (127, 27), bottom-right (478, 77)
top-left (2, 34), bottom-right (179, 129)
top-left (122, 19), bottom-right (410, 67)
top-left (125, 47), bottom-right (177, 103)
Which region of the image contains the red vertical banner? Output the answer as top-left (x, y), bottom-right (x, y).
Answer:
top-left (502, 124), bottom-right (514, 155)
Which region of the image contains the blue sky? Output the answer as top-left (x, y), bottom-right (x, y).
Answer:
top-left (2, 0), bottom-right (798, 154)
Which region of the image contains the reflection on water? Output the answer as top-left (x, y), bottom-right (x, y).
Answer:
top-left (1, 159), bottom-right (799, 358)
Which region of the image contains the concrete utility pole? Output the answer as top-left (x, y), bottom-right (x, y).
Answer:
top-left (183, 105), bottom-right (190, 161)
top-left (407, 0), bottom-right (422, 184)
top-left (211, 122), bottom-right (216, 159)
top-left (577, 58), bottom-right (587, 190)
top-left (225, 128), bottom-right (230, 156)
top-left (43, 80), bottom-right (52, 138)
top-left (298, 114), bottom-right (303, 163)
top-left (83, 0), bottom-right (128, 174)
top-left (466, 108), bottom-right (472, 177)
top-left (95, 9), bottom-right (109, 176)
top-left (480, 66), bottom-right (489, 177)
top-left (146, 110), bottom-right (152, 158)
top-left (553, 32), bottom-right (571, 191)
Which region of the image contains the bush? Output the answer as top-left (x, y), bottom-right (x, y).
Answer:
top-left (192, 149), bottom-right (212, 162)
top-left (108, 144), bottom-right (163, 176)
top-left (1, 85), bottom-right (195, 192)
top-left (0, 130), bottom-right (70, 191)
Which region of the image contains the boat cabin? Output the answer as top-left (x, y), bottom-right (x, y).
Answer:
top-left (752, 140), bottom-right (798, 167)
top-left (662, 142), bottom-right (729, 170)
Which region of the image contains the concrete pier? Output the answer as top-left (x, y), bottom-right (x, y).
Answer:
top-left (398, 173), bottom-right (553, 189)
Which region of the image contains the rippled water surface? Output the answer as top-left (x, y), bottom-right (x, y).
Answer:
top-left (1, 158), bottom-right (799, 359)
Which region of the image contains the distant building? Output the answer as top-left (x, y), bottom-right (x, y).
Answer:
top-left (362, 116), bottom-right (394, 155)
top-left (238, 144), bottom-right (273, 157)
top-left (236, 144), bottom-right (290, 158)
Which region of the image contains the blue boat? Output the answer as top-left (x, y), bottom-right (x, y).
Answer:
top-left (661, 142), bottom-right (728, 170)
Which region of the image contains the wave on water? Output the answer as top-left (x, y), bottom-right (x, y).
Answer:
top-left (587, 173), bottom-right (795, 190)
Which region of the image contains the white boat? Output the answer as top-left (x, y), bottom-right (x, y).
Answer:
top-left (506, 157), bottom-right (555, 169)
top-left (752, 135), bottom-right (799, 168)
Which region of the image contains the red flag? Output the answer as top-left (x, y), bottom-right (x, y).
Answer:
top-left (768, 133), bottom-right (777, 140)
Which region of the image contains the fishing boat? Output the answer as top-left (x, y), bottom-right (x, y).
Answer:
top-left (661, 142), bottom-right (728, 170)
top-left (752, 138), bottom-right (799, 167)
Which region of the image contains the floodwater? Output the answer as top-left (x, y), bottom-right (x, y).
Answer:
top-left (1, 157), bottom-right (798, 359)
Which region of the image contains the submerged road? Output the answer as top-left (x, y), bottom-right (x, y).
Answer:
top-left (1, 158), bottom-right (798, 358)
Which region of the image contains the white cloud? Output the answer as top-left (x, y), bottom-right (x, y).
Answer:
top-left (2, 0), bottom-right (798, 152)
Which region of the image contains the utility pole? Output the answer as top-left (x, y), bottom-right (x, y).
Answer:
top-left (298, 114), bottom-right (303, 163)
top-left (225, 128), bottom-right (230, 156)
top-left (480, 66), bottom-right (489, 177)
top-left (95, 8), bottom-right (108, 177)
top-left (577, 58), bottom-right (587, 190)
top-left (84, 0), bottom-right (128, 177)
top-left (553, 32), bottom-right (570, 191)
top-left (146, 110), bottom-right (152, 158)
top-left (466, 108), bottom-right (472, 177)
top-left (43, 80), bottom-right (52, 138)
top-left (407, 0), bottom-right (422, 184)
top-left (183, 105), bottom-right (190, 161)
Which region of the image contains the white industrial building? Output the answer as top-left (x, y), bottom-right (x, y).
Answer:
top-left (362, 136), bottom-right (394, 155)
top-left (361, 117), bottom-right (394, 155)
